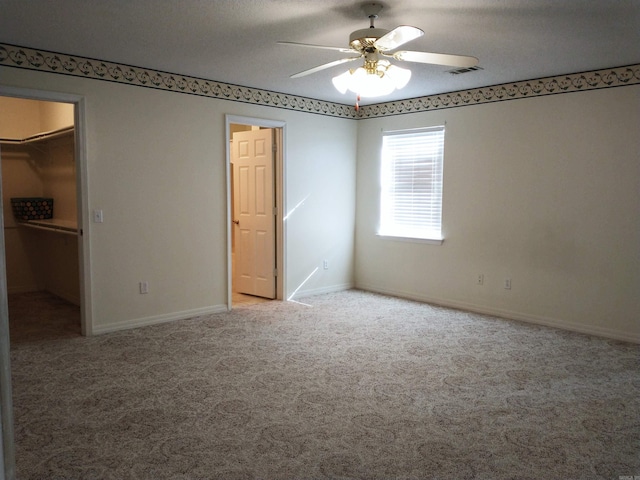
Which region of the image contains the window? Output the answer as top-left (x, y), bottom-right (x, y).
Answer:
top-left (379, 126), bottom-right (445, 242)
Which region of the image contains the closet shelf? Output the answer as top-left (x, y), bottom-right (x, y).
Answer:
top-left (17, 219), bottom-right (78, 236)
top-left (0, 126), bottom-right (74, 145)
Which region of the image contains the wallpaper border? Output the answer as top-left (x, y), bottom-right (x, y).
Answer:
top-left (0, 43), bottom-right (358, 119)
top-left (1, 43), bottom-right (638, 120)
top-left (358, 64), bottom-right (640, 118)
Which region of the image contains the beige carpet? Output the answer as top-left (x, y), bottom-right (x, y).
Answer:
top-left (8, 290), bottom-right (640, 479)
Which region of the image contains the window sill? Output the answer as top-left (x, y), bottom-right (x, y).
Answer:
top-left (376, 234), bottom-right (444, 245)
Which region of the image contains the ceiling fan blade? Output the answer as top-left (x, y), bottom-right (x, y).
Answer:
top-left (278, 41), bottom-right (356, 54)
top-left (374, 26), bottom-right (424, 52)
top-left (290, 56), bottom-right (361, 79)
top-left (393, 50), bottom-right (479, 68)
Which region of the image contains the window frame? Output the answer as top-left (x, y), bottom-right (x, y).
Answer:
top-left (378, 125), bottom-right (445, 244)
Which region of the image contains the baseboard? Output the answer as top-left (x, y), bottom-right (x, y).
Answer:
top-left (45, 287), bottom-right (80, 307)
top-left (92, 304), bottom-right (228, 335)
top-left (7, 285), bottom-right (39, 295)
top-left (291, 282), bottom-right (354, 300)
top-left (356, 283), bottom-right (640, 344)
top-left (7, 286), bottom-right (79, 306)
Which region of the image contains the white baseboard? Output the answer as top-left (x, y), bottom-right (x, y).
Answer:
top-left (92, 304), bottom-right (228, 335)
top-left (356, 283), bottom-right (640, 344)
top-left (290, 282), bottom-right (354, 300)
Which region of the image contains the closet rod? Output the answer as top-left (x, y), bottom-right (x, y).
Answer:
top-left (0, 126), bottom-right (74, 145)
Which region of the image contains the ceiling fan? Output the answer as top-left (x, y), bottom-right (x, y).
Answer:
top-left (279, 3), bottom-right (479, 98)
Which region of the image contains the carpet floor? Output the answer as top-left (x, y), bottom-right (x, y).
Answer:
top-left (8, 290), bottom-right (640, 479)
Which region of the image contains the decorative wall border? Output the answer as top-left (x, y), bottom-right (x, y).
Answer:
top-left (0, 43), bottom-right (359, 119)
top-left (1, 43), bottom-right (638, 120)
top-left (358, 64), bottom-right (640, 118)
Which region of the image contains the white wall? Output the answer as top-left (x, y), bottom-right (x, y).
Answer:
top-left (0, 96), bottom-right (73, 137)
top-left (2, 65), bottom-right (636, 342)
top-left (0, 146), bottom-right (43, 293)
top-left (0, 98), bottom-right (46, 294)
top-left (355, 85), bottom-right (640, 342)
top-left (0, 97), bottom-right (40, 139)
top-left (1, 139), bottom-right (79, 301)
top-left (38, 101), bottom-right (74, 133)
top-left (0, 66), bottom-right (357, 333)
top-left (1, 99), bottom-right (79, 302)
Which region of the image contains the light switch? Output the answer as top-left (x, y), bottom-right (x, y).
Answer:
top-left (93, 209), bottom-right (104, 223)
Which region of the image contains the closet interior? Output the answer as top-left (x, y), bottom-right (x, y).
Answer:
top-left (1, 96), bottom-right (80, 332)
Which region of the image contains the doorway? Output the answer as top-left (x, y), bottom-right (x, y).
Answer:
top-left (0, 86), bottom-right (91, 477)
top-left (226, 116), bottom-right (285, 308)
top-left (0, 96), bottom-right (83, 339)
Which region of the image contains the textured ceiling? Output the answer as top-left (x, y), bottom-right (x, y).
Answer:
top-left (1, 0), bottom-right (639, 106)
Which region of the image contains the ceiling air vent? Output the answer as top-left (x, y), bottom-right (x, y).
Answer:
top-left (447, 66), bottom-right (483, 75)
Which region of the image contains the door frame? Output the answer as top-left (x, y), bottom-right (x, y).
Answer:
top-left (0, 85), bottom-right (93, 478)
top-left (0, 86), bottom-right (93, 334)
top-left (225, 115), bottom-right (286, 307)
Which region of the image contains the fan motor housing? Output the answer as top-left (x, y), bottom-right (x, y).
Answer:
top-left (349, 27), bottom-right (389, 51)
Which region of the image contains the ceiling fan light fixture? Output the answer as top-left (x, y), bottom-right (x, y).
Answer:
top-left (331, 70), bottom-right (352, 94)
top-left (332, 62), bottom-right (411, 98)
top-left (284, 2), bottom-right (477, 100)
top-left (384, 64), bottom-right (412, 90)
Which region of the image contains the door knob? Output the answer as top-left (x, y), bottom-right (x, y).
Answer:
top-left (233, 220), bottom-right (239, 225)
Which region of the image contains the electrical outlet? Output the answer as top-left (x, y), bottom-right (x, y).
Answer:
top-left (323, 260), bottom-right (329, 270)
top-left (477, 274), bottom-right (484, 285)
top-left (504, 278), bottom-right (511, 290)
top-left (139, 281), bottom-right (149, 294)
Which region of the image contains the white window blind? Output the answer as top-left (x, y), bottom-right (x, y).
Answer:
top-left (379, 126), bottom-right (445, 240)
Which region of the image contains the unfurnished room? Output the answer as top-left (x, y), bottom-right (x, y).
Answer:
top-left (0, 1), bottom-right (638, 479)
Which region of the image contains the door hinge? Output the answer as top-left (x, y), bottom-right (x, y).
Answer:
top-left (272, 143), bottom-right (277, 153)
top-left (273, 268), bottom-right (278, 277)
top-left (273, 207), bottom-right (278, 216)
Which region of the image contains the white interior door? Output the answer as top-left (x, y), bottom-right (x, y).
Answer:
top-left (232, 128), bottom-right (276, 299)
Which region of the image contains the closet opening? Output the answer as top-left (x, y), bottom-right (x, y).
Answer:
top-left (0, 96), bottom-right (83, 342)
